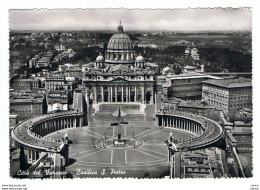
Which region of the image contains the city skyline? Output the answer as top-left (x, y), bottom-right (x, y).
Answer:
top-left (9, 8), bottom-right (251, 32)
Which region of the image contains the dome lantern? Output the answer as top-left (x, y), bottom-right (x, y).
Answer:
top-left (117, 21), bottom-right (124, 33)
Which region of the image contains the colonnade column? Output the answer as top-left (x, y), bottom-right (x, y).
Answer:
top-left (129, 86), bottom-right (131, 102)
top-left (122, 86), bottom-right (124, 102)
top-left (34, 150), bottom-right (37, 161)
top-left (28, 149), bottom-right (31, 162)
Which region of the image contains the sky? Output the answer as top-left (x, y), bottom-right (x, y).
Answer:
top-left (9, 8), bottom-right (252, 31)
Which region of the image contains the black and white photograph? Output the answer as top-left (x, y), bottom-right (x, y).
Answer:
top-left (7, 8), bottom-right (254, 179)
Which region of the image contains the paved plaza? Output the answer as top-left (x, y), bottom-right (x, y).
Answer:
top-left (45, 104), bottom-right (194, 178)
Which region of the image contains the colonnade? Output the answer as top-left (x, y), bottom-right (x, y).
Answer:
top-left (11, 111), bottom-right (85, 166)
top-left (158, 116), bottom-right (203, 135)
top-left (32, 117), bottom-right (83, 137)
top-left (24, 147), bottom-right (40, 164)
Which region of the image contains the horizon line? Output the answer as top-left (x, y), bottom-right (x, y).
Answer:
top-left (10, 29), bottom-right (252, 33)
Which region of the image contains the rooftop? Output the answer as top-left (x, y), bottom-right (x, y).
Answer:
top-left (167, 73), bottom-right (222, 80)
top-left (203, 78), bottom-right (252, 88)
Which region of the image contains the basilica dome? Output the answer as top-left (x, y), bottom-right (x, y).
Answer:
top-left (105, 21), bottom-right (135, 64)
top-left (107, 33), bottom-right (133, 50)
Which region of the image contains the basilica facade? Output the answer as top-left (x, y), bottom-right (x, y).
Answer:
top-left (82, 22), bottom-right (158, 105)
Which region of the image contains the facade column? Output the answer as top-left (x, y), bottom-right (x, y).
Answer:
top-left (80, 117), bottom-right (83, 127)
top-left (94, 86), bottom-right (97, 103)
top-left (101, 86), bottom-right (104, 102)
top-left (115, 86), bottom-right (118, 102)
top-left (162, 117), bottom-right (165, 127)
top-left (126, 86), bottom-right (129, 102)
top-left (74, 118), bottom-right (77, 128)
top-left (134, 86), bottom-right (137, 102)
top-left (108, 86), bottom-right (111, 102)
top-left (142, 86), bottom-right (145, 103)
top-left (151, 87), bottom-right (154, 104)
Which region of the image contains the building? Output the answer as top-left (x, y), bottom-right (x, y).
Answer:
top-left (83, 22), bottom-right (158, 104)
top-left (29, 57), bottom-right (39, 68)
top-left (10, 97), bottom-right (45, 121)
top-left (9, 115), bottom-right (18, 128)
top-left (35, 56), bottom-right (51, 68)
top-left (185, 46), bottom-right (200, 61)
top-left (183, 66), bottom-right (196, 73)
top-left (10, 60), bottom-right (23, 71)
top-left (12, 79), bottom-right (40, 90)
top-left (164, 73), bottom-right (222, 100)
top-left (191, 47), bottom-right (200, 60)
top-left (202, 78), bottom-right (252, 116)
top-left (46, 90), bottom-right (68, 113)
top-left (45, 75), bottom-right (66, 90)
top-left (162, 66), bottom-right (174, 75)
top-left (104, 22), bottom-right (135, 64)
top-left (54, 44), bottom-right (66, 51)
top-left (65, 68), bottom-right (82, 79)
